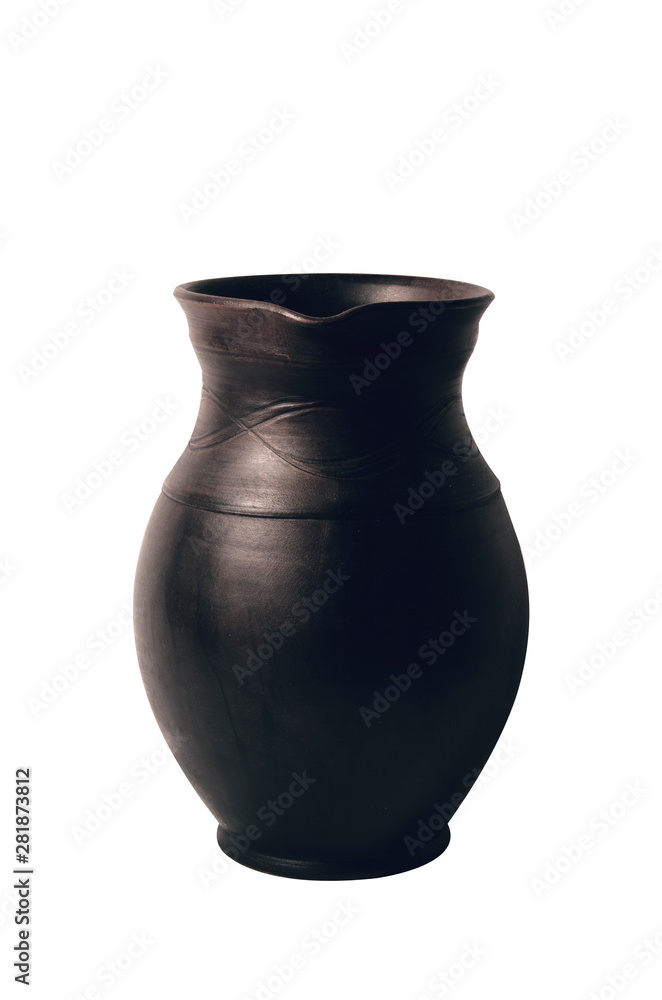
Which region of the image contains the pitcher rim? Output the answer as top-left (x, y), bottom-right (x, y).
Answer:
top-left (173, 272), bottom-right (494, 326)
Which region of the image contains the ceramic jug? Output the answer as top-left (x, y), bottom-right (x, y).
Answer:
top-left (133, 273), bottom-right (529, 879)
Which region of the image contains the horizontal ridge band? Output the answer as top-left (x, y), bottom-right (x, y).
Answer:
top-left (160, 484), bottom-right (502, 519)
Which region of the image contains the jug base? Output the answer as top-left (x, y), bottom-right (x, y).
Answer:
top-left (216, 824), bottom-right (451, 880)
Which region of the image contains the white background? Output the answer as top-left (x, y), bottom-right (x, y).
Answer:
top-left (2, 0), bottom-right (661, 997)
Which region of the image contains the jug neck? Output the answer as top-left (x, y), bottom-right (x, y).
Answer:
top-left (164, 274), bottom-right (500, 518)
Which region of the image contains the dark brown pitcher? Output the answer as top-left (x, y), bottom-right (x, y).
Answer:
top-left (133, 273), bottom-right (529, 879)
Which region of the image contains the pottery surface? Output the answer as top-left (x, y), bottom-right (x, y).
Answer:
top-left (133, 273), bottom-right (529, 879)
